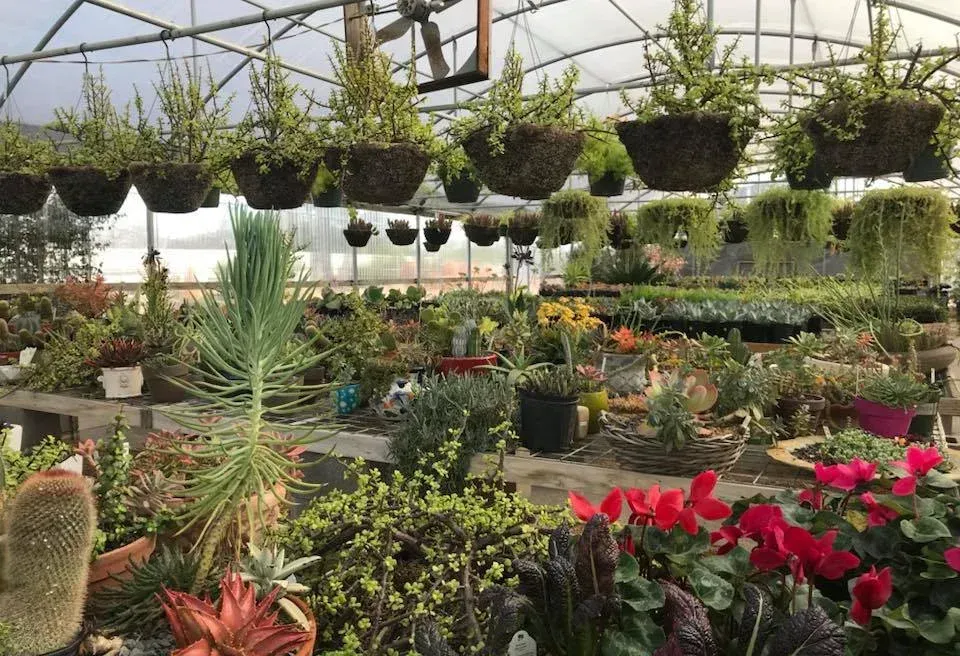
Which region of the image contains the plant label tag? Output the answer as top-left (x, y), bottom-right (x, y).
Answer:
top-left (508, 630), bottom-right (537, 656)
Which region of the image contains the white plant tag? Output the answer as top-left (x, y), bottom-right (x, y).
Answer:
top-left (508, 630), bottom-right (537, 656)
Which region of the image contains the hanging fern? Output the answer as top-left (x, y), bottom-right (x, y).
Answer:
top-left (634, 198), bottom-right (721, 272)
top-left (743, 188), bottom-right (833, 276)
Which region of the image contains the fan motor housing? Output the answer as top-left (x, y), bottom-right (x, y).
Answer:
top-left (397, 0), bottom-right (433, 21)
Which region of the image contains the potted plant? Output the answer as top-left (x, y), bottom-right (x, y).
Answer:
top-left (517, 365), bottom-right (582, 452)
top-left (226, 58), bottom-right (325, 209)
top-left (50, 70), bottom-right (136, 216)
top-left (577, 364), bottom-right (608, 434)
top-left (423, 215), bottom-right (453, 246)
top-left (140, 254), bottom-right (189, 403)
top-left (616, 0), bottom-right (765, 192)
top-left (0, 120), bottom-right (54, 216)
top-left (903, 140), bottom-right (952, 182)
top-left (607, 210), bottom-right (634, 249)
top-left (419, 306), bottom-right (497, 376)
top-left (385, 218), bottom-right (418, 246)
top-left (769, 355), bottom-right (827, 434)
top-left (721, 201), bottom-right (748, 243)
top-left (343, 207), bottom-right (377, 247)
top-left (578, 115), bottom-right (634, 196)
top-left (855, 371), bottom-right (932, 437)
top-left (743, 187), bottom-right (833, 276)
top-left (907, 382), bottom-right (941, 440)
top-left (453, 50), bottom-right (584, 200)
top-left (540, 190), bottom-right (610, 266)
top-left (129, 63), bottom-right (229, 213)
top-left (423, 240), bottom-right (441, 253)
top-left (461, 213), bottom-right (501, 247)
top-left (800, 6), bottom-right (956, 177)
top-left (238, 543), bottom-right (321, 632)
top-left (506, 209), bottom-right (540, 246)
top-left (88, 337), bottom-right (147, 399)
top-left (634, 198), bottom-right (722, 273)
top-left (773, 116), bottom-right (834, 191)
top-left (311, 163), bottom-right (341, 207)
top-left (436, 145), bottom-right (482, 203)
top-left (327, 36), bottom-right (434, 205)
top-left (831, 198), bottom-right (854, 241)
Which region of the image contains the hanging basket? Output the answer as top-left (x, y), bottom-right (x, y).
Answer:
top-left (806, 97), bottom-right (944, 177)
top-left (424, 227), bottom-right (451, 245)
top-left (507, 226), bottom-right (539, 246)
top-left (463, 224), bottom-right (500, 247)
top-left (386, 227), bottom-right (419, 246)
top-left (313, 186), bottom-right (342, 208)
top-left (0, 172), bottom-right (51, 215)
top-left (903, 144), bottom-right (950, 182)
top-left (441, 170), bottom-right (482, 203)
top-left (129, 162), bottom-right (213, 214)
top-left (462, 124), bottom-right (584, 200)
top-left (608, 222), bottom-right (633, 250)
top-left (48, 166), bottom-right (131, 216)
top-left (323, 146), bottom-right (344, 173)
top-left (723, 219), bottom-right (749, 244)
top-left (588, 172), bottom-right (626, 197)
top-left (230, 151), bottom-right (317, 210)
top-left (341, 142), bottom-right (430, 206)
top-left (343, 229), bottom-right (373, 248)
top-left (615, 112), bottom-right (751, 192)
top-left (786, 155), bottom-right (834, 191)
top-left (423, 240), bottom-right (442, 252)
top-left (602, 412), bottom-right (750, 476)
top-left (201, 186), bottom-right (221, 208)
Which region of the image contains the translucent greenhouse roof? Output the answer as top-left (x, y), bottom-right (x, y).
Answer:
top-left (3, 0), bottom-right (960, 211)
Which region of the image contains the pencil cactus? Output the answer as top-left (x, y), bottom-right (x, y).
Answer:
top-left (0, 470), bottom-right (97, 655)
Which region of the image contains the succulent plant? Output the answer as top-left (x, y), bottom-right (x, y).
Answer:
top-left (161, 571), bottom-right (311, 656)
top-left (387, 218), bottom-right (412, 230)
top-left (0, 470), bottom-right (97, 655)
top-left (87, 336), bottom-right (148, 368)
top-left (238, 543), bottom-right (321, 629)
top-left (644, 368), bottom-right (718, 414)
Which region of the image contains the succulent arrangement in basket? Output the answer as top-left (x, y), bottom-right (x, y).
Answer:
top-left (385, 218), bottom-right (418, 246)
top-left (0, 120), bottom-right (55, 216)
top-left (343, 206), bottom-right (378, 248)
top-left (452, 50), bottom-right (583, 200)
top-left (461, 213), bottom-right (501, 247)
top-left (506, 209), bottom-right (541, 246)
top-left (637, 368), bottom-right (719, 450)
top-left (423, 215), bottom-right (454, 246)
top-left (130, 62), bottom-right (231, 213)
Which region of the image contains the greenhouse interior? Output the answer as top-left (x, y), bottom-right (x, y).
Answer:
top-left (2, 0), bottom-right (960, 654)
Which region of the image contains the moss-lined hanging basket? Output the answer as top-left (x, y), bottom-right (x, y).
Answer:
top-left (129, 162), bottom-right (213, 214)
top-left (806, 98), bottom-right (943, 177)
top-left (0, 172), bottom-right (51, 215)
top-left (588, 172), bottom-right (626, 197)
top-left (231, 151), bottom-right (317, 209)
top-left (341, 142), bottom-right (430, 206)
top-left (463, 224), bottom-right (500, 246)
top-left (423, 227), bottom-right (451, 245)
top-left (615, 112), bottom-right (751, 192)
top-left (48, 166), bottom-right (131, 216)
top-left (343, 229), bottom-right (374, 248)
top-left (386, 227), bottom-right (419, 246)
top-left (441, 170), bottom-right (482, 204)
top-left (462, 124), bottom-right (584, 200)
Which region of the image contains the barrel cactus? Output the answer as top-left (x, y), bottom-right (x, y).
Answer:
top-left (0, 470), bottom-right (97, 655)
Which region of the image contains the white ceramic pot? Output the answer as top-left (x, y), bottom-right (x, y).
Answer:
top-left (0, 364), bottom-right (21, 383)
top-left (1, 423), bottom-right (23, 452)
top-left (99, 366), bottom-right (144, 399)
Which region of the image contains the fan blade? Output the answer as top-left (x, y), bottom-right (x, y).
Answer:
top-left (455, 46), bottom-right (477, 76)
top-left (421, 22), bottom-right (450, 79)
top-left (376, 16), bottom-right (414, 42)
top-left (432, 0), bottom-right (465, 13)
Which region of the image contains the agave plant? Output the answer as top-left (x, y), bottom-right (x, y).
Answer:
top-left (643, 368), bottom-right (718, 414)
top-left (161, 571), bottom-right (310, 656)
top-left (238, 543), bottom-right (320, 629)
top-left (482, 348), bottom-right (551, 387)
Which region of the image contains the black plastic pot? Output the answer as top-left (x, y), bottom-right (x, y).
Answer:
top-left (770, 322), bottom-right (796, 344)
top-left (786, 155), bottom-right (834, 191)
top-left (424, 241), bottom-right (441, 252)
top-left (686, 320), bottom-right (707, 338)
top-left (519, 390), bottom-right (578, 452)
top-left (588, 172), bottom-right (626, 197)
top-left (723, 219), bottom-right (748, 244)
top-left (463, 224), bottom-right (500, 247)
top-left (143, 361), bottom-right (188, 403)
top-left (903, 144), bottom-right (950, 182)
top-left (507, 226), bottom-right (539, 246)
top-left (343, 229), bottom-right (373, 248)
top-left (386, 227), bottom-right (418, 246)
top-left (740, 322), bottom-right (767, 343)
top-left (0, 171), bottom-right (51, 215)
top-left (424, 227), bottom-right (451, 245)
top-left (313, 186), bottom-right (342, 208)
top-left (201, 186), bottom-right (221, 208)
top-left (908, 401), bottom-right (939, 439)
top-left (442, 171), bottom-right (482, 203)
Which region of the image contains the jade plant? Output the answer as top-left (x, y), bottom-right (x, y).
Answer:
top-left (0, 120), bottom-right (55, 215)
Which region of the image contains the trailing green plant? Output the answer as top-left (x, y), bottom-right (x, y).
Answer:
top-left (279, 445), bottom-right (563, 653)
top-left (0, 120), bottom-right (55, 176)
top-left (743, 187), bottom-right (833, 276)
top-left (451, 49), bottom-right (581, 154)
top-left (224, 57), bottom-right (327, 178)
top-left (312, 162), bottom-right (338, 194)
top-left (577, 115), bottom-right (633, 181)
top-left (847, 187), bottom-right (955, 281)
top-left (859, 371), bottom-right (932, 409)
top-left (540, 190), bottom-right (610, 263)
top-left (388, 374), bottom-right (515, 488)
top-left (51, 69), bottom-right (137, 175)
top-left (434, 143), bottom-right (478, 183)
top-left (771, 113), bottom-right (822, 183)
top-left (831, 198), bottom-right (855, 241)
top-left (635, 198), bottom-right (721, 272)
top-left (134, 62), bottom-right (231, 165)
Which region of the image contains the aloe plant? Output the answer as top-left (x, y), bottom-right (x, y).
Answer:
top-left (482, 348), bottom-right (550, 387)
top-left (238, 543), bottom-right (320, 629)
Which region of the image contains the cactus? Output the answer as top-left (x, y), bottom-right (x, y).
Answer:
top-left (38, 296), bottom-right (54, 321)
top-left (0, 301), bottom-right (9, 321)
top-left (15, 294), bottom-right (34, 314)
top-left (0, 470), bottom-right (97, 655)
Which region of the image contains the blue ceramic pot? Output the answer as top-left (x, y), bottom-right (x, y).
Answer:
top-left (333, 383), bottom-right (361, 415)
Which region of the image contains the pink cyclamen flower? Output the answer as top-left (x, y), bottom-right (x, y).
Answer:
top-left (798, 487), bottom-right (824, 510)
top-left (815, 459), bottom-right (876, 491)
top-left (850, 566), bottom-right (893, 626)
top-left (625, 484), bottom-right (684, 531)
top-left (860, 492), bottom-right (899, 527)
top-left (891, 446), bottom-right (944, 496)
top-left (677, 471), bottom-right (732, 535)
top-left (569, 487), bottom-right (623, 523)
top-left (945, 548), bottom-right (960, 573)
top-left (784, 527), bottom-right (861, 583)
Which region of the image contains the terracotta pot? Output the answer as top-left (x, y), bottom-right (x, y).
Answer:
top-left (290, 596), bottom-right (317, 656)
top-left (437, 354), bottom-right (497, 376)
top-left (827, 402), bottom-right (858, 428)
top-left (775, 394), bottom-right (827, 430)
top-left (88, 534), bottom-right (156, 593)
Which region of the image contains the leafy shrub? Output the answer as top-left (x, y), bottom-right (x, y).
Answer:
top-left (2, 436), bottom-right (72, 495)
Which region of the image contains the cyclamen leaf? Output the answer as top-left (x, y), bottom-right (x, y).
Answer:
top-left (619, 577), bottom-right (665, 613)
top-left (615, 551), bottom-right (640, 584)
top-left (900, 517), bottom-right (952, 543)
top-left (689, 565), bottom-right (734, 611)
top-left (766, 607), bottom-right (844, 656)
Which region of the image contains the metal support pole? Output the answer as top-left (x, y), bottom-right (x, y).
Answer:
top-left (415, 213), bottom-right (422, 285)
top-left (789, 0), bottom-right (797, 68)
top-left (754, 0), bottom-right (762, 66)
top-left (505, 234), bottom-right (513, 296)
top-left (189, 0), bottom-right (199, 76)
top-left (466, 239), bottom-right (473, 290)
top-left (706, 0), bottom-right (715, 69)
top-left (352, 247), bottom-right (359, 292)
top-left (146, 209), bottom-right (156, 256)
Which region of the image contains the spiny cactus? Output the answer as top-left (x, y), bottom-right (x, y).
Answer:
top-left (0, 470), bottom-right (97, 655)
top-left (0, 301), bottom-right (9, 321)
top-left (38, 297), bottom-right (54, 321)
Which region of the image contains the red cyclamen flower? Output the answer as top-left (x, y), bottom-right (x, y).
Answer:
top-left (798, 487), bottom-right (824, 510)
top-left (784, 527), bottom-right (860, 583)
top-left (850, 566), bottom-right (893, 626)
top-left (860, 492), bottom-right (899, 527)
top-left (891, 446), bottom-right (943, 496)
top-left (569, 487), bottom-right (623, 523)
top-left (677, 471), bottom-right (732, 535)
top-left (815, 458), bottom-right (876, 491)
top-left (945, 547), bottom-right (960, 573)
top-left (625, 484), bottom-right (684, 531)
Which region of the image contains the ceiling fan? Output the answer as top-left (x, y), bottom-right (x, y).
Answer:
top-left (374, 0), bottom-right (464, 79)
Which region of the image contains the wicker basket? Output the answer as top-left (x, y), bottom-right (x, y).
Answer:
top-left (601, 412), bottom-right (750, 476)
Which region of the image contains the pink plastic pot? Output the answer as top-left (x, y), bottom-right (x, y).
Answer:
top-left (853, 396), bottom-right (917, 437)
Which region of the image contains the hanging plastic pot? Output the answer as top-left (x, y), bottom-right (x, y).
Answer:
top-left (49, 166), bottom-right (131, 216)
top-left (424, 227), bottom-right (451, 245)
top-left (462, 124), bottom-right (584, 200)
top-left (343, 229), bottom-right (373, 248)
top-left (129, 162), bottom-right (213, 214)
top-left (588, 172), bottom-right (626, 197)
top-left (786, 155), bottom-right (834, 191)
top-left (231, 151), bottom-right (317, 209)
top-left (441, 170), bottom-right (482, 203)
top-left (616, 111), bottom-right (752, 192)
top-left (201, 186), bottom-right (221, 208)
top-left (723, 220), bottom-right (748, 244)
top-left (903, 144), bottom-right (950, 182)
top-left (386, 227), bottom-right (419, 246)
top-left (463, 224), bottom-right (500, 246)
top-left (341, 142), bottom-right (430, 206)
top-left (312, 186), bottom-right (342, 208)
top-left (807, 97), bottom-right (943, 177)
top-left (423, 240), bottom-right (441, 252)
top-left (0, 172), bottom-right (50, 215)
top-left (507, 226), bottom-right (538, 246)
